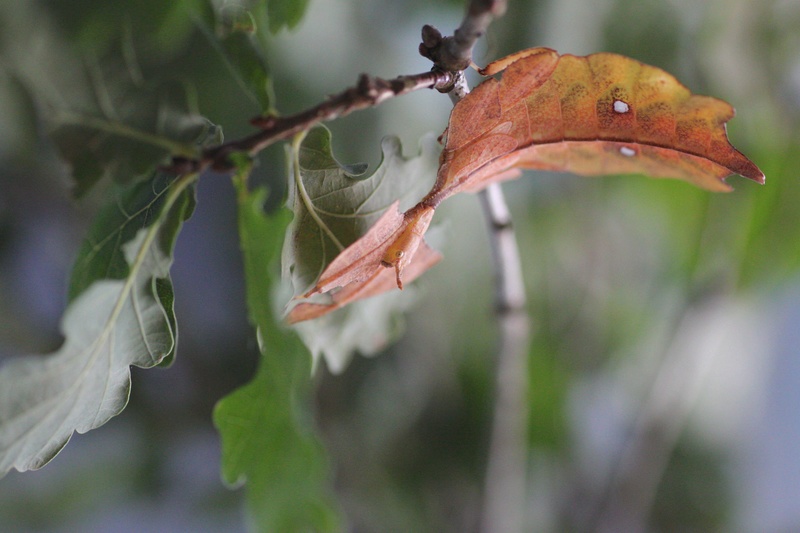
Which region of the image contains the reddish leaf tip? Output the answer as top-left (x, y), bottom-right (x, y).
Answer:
top-left (746, 167), bottom-right (766, 185)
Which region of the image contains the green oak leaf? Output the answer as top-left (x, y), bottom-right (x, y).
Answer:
top-left (0, 173), bottom-right (196, 475)
top-left (68, 171), bottom-right (195, 368)
top-left (215, 30), bottom-right (273, 113)
top-left (214, 159), bottom-right (340, 532)
top-left (282, 126), bottom-right (439, 371)
top-left (0, 68), bottom-right (38, 161)
top-left (68, 172), bottom-right (196, 302)
top-left (33, 0), bottom-right (204, 57)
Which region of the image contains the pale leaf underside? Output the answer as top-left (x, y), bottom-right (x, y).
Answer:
top-left (0, 232), bottom-right (173, 473)
top-left (283, 127), bottom-right (439, 295)
top-left (0, 174), bottom-right (192, 475)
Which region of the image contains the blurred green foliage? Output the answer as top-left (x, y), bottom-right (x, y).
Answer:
top-left (1, 0), bottom-right (799, 532)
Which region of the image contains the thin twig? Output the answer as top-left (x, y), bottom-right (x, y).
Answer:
top-left (478, 186), bottom-right (527, 314)
top-left (170, 69), bottom-right (455, 173)
top-left (478, 184), bottom-right (530, 533)
top-left (423, 1), bottom-right (531, 532)
top-left (175, 0), bottom-right (509, 174)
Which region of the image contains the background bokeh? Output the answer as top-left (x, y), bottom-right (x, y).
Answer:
top-left (1, 0), bottom-right (798, 531)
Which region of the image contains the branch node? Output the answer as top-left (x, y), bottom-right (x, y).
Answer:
top-left (419, 0), bottom-right (505, 73)
top-left (389, 78), bottom-right (406, 94)
top-left (356, 73), bottom-right (372, 96)
top-left (421, 24), bottom-right (442, 48)
top-left (251, 114), bottom-right (278, 129)
top-left (161, 156), bottom-right (200, 175)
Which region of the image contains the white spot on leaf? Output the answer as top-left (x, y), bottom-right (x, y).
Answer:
top-left (620, 146), bottom-right (636, 157)
top-left (613, 100), bottom-right (629, 113)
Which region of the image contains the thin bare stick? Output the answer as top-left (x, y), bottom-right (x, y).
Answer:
top-left (212, 71), bottom-right (454, 164)
top-left (167, 69), bottom-right (455, 173)
top-left (478, 184), bottom-right (530, 533)
top-left (424, 2), bottom-right (530, 531)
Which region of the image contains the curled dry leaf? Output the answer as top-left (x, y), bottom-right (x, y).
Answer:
top-left (289, 47), bottom-right (764, 322)
top-left (286, 203), bottom-right (441, 323)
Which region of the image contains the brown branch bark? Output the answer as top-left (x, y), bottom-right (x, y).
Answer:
top-left (420, 0), bottom-right (508, 71)
top-left (193, 69), bottom-right (455, 172)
